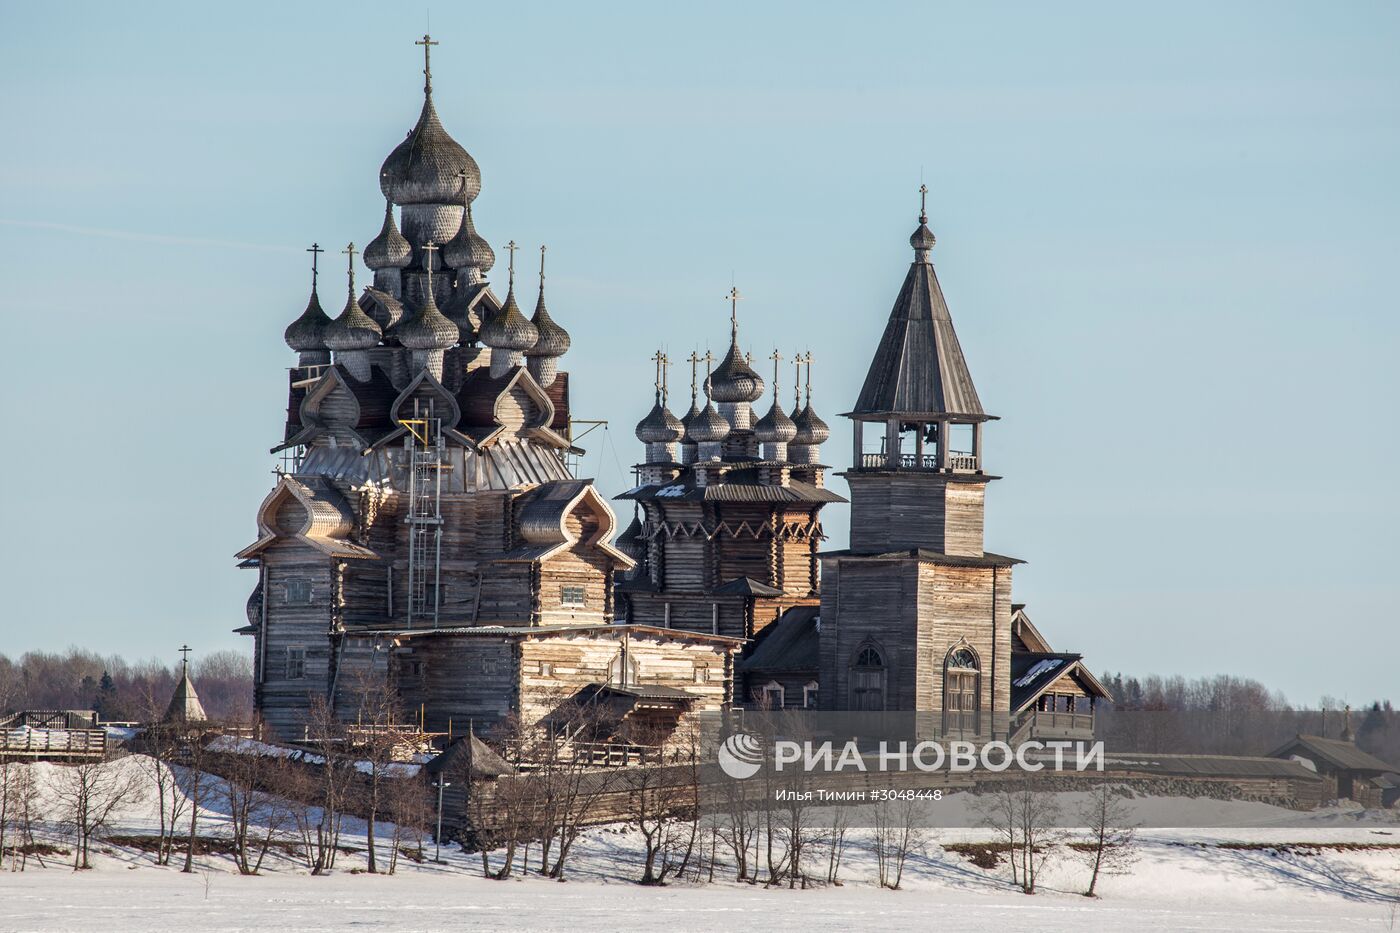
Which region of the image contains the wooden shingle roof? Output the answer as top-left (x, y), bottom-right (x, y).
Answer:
top-left (850, 218), bottom-right (988, 422)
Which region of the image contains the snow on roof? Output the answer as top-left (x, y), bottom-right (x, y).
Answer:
top-left (1013, 658), bottom-right (1064, 688)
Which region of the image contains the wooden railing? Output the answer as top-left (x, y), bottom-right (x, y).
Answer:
top-left (1025, 711), bottom-right (1095, 736)
top-left (505, 739), bottom-right (663, 770)
top-left (1, 727), bottom-right (107, 760)
top-left (858, 451), bottom-right (979, 472)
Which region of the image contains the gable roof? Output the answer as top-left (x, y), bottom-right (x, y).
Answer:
top-left (713, 576), bottom-right (786, 598)
top-left (1010, 651), bottom-right (1113, 713)
top-left (236, 475), bottom-right (379, 561)
top-left (849, 244), bottom-right (987, 421)
top-left (501, 479), bottom-right (634, 567)
top-left (1268, 734), bottom-right (1397, 774)
top-left (1011, 607), bottom-right (1053, 653)
top-left (738, 606), bottom-right (820, 673)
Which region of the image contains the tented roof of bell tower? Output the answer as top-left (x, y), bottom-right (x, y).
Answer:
top-left (850, 210), bottom-right (989, 422)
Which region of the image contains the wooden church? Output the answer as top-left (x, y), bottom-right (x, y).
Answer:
top-left (236, 38), bottom-right (738, 743)
top-left (237, 36), bottom-right (1106, 748)
top-left (626, 192), bottom-right (1110, 740)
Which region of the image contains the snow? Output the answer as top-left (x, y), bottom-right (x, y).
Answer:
top-left (2, 756), bottom-right (1397, 932)
top-left (1013, 658), bottom-right (1064, 687)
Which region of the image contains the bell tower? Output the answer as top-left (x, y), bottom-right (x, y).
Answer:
top-left (844, 185), bottom-right (995, 557)
top-left (819, 189), bottom-right (1017, 727)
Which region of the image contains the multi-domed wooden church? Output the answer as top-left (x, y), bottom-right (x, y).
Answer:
top-left (237, 37), bottom-right (1108, 746)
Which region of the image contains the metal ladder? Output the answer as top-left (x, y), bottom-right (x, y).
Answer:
top-left (403, 400), bottom-right (445, 629)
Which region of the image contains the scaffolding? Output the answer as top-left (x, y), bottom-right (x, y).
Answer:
top-left (402, 400), bottom-right (446, 629)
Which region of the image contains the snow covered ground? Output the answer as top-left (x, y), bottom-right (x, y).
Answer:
top-left (2, 757), bottom-right (1398, 932)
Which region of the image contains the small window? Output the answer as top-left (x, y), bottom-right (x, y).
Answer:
top-left (481, 657), bottom-right (499, 676)
top-left (285, 646), bottom-right (306, 680)
top-left (539, 661), bottom-right (554, 677)
top-left (560, 585), bottom-right (586, 608)
top-left (693, 666), bottom-right (709, 684)
top-left (759, 681), bottom-right (785, 710)
top-left (399, 659), bottom-right (425, 678)
top-left (803, 681), bottom-right (819, 709)
top-left (284, 579), bottom-right (312, 605)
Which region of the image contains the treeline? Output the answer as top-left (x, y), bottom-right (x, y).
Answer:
top-left (0, 648), bottom-right (253, 722)
top-left (1098, 671), bottom-right (1399, 766)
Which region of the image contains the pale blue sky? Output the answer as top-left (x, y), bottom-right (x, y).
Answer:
top-left (1, 2), bottom-right (1396, 703)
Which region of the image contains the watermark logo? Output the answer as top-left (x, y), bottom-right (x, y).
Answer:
top-left (717, 731), bottom-right (765, 779)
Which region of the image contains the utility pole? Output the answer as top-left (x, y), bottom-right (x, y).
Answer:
top-left (434, 775), bottom-right (452, 862)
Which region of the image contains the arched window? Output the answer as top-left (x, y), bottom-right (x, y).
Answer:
top-left (803, 681), bottom-right (820, 709)
top-left (943, 645), bottom-right (981, 737)
top-left (849, 645), bottom-right (886, 711)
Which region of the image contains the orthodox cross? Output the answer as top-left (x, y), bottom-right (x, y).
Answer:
top-left (457, 168), bottom-right (471, 205)
top-left (687, 351), bottom-right (701, 403)
top-left (804, 350), bottom-right (815, 404)
top-left (506, 240), bottom-right (517, 288)
top-left (703, 350), bottom-right (715, 377)
top-left (421, 240), bottom-right (439, 277)
top-left (178, 644), bottom-right (192, 673)
top-left (343, 242), bottom-right (358, 294)
top-left (793, 352), bottom-right (803, 409)
top-left (416, 34), bottom-right (438, 95)
top-left (919, 183), bottom-right (929, 223)
top-left (660, 352), bottom-right (672, 403)
top-left (539, 244), bottom-right (547, 288)
top-left (307, 242), bottom-right (323, 289)
top-left (650, 349), bottom-right (665, 396)
top-left (769, 349), bottom-right (783, 397)
top-left (726, 286), bottom-right (742, 335)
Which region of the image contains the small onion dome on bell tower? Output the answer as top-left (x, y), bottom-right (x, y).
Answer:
top-left (524, 245), bottom-right (570, 388)
top-left (363, 199), bottom-right (412, 271)
top-left (379, 35), bottom-right (481, 206)
top-left (480, 241), bottom-right (539, 376)
top-left (442, 178), bottom-right (495, 279)
top-left (285, 243), bottom-right (333, 363)
top-left (323, 243), bottom-right (382, 380)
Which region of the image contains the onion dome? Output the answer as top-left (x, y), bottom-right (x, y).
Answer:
top-left (442, 198), bottom-right (495, 274)
top-left (635, 392), bottom-right (683, 444)
top-left (379, 46), bottom-right (481, 206)
top-left (688, 400), bottom-right (732, 443)
top-left (616, 512), bottom-right (647, 564)
top-left (285, 280), bottom-right (331, 353)
top-left (754, 399), bottom-right (797, 445)
top-left (791, 404), bottom-right (830, 446)
top-left (707, 340), bottom-right (765, 403)
top-left (323, 244), bottom-right (382, 352)
top-left (363, 199), bottom-right (412, 270)
top-left (679, 400), bottom-right (702, 442)
top-left (524, 246), bottom-right (570, 359)
top-left (479, 245), bottom-right (538, 352)
top-left (397, 242), bottom-right (458, 351)
top-left (440, 288), bottom-right (478, 345)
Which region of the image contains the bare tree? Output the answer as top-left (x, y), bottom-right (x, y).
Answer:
top-left (981, 783), bottom-right (1062, 895)
top-left (872, 796), bottom-right (925, 890)
top-left (385, 773), bottom-right (429, 874)
top-left (221, 745), bottom-right (290, 875)
top-left (825, 805), bottom-right (850, 885)
top-left (1075, 783), bottom-right (1138, 897)
top-left (347, 669), bottom-right (406, 874)
top-left (178, 725), bottom-right (213, 873)
top-left (55, 756), bottom-right (145, 870)
top-left (6, 763), bottom-right (41, 871)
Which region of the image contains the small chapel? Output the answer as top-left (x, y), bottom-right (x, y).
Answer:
top-left (237, 35), bottom-right (1107, 748)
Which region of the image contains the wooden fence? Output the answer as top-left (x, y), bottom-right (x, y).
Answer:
top-left (1, 727), bottom-right (108, 761)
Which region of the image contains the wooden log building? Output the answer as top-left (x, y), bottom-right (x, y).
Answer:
top-left (236, 39), bottom-right (1106, 750)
